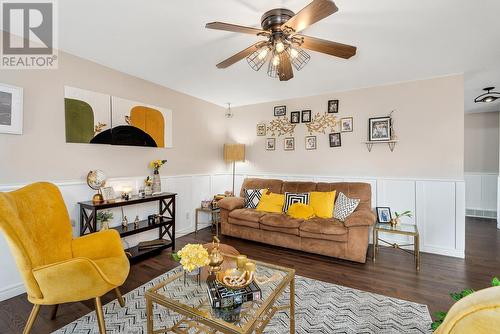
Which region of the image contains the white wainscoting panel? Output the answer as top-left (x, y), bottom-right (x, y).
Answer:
top-left (464, 173), bottom-right (498, 219)
top-left (0, 173), bottom-right (465, 301)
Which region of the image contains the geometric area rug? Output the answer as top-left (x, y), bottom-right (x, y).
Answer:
top-left (53, 266), bottom-right (432, 334)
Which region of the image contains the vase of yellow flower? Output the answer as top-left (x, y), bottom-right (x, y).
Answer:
top-left (172, 243), bottom-right (210, 286)
top-left (149, 159), bottom-right (167, 194)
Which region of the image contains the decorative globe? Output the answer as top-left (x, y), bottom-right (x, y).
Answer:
top-left (87, 170), bottom-right (106, 190)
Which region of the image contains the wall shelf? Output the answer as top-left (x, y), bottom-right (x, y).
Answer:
top-left (365, 140), bottom-right (398, 152)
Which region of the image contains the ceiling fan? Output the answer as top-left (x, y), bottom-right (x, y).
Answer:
top-left (205, 0), bottom-right (357, 81)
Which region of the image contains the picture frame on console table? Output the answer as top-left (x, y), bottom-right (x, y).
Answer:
top-left (376, 207), bottom-right (392, 223)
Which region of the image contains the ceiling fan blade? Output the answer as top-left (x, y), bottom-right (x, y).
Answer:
top-left (216, 42), bottom-right (266, 69)
top-left (298, 35), bottom-right (357, 59)
top-left (281, 0), bottom-right (338, 33)
top-left (206, 22), bottom-right (266, 36)
top-left (278, 52), bottom-right (294, 81)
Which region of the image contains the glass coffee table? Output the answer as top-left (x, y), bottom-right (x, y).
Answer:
top-left (372, 223), bottom-right (420, 271)
top-left (145, 254), bottom-right (295, 334)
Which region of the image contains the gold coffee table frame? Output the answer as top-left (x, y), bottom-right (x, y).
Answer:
top-left (373, 223), bottom-right (420, 271)
top-left (145, 254), bottom-right (295, 334)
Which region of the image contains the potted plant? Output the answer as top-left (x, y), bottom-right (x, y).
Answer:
top-left (149, 159), bottom-right (167, 194)
top-left (391, 210), bottom-right (412, 226)
top-left (96, 211), bottom-right (113, 230)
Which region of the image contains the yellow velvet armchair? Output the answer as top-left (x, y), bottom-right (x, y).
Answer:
top-left (435, 286), bottom-right (500, 334)
top-left (0, 182), bottom-right (130, 334)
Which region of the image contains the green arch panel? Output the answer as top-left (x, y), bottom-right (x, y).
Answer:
top-left (65, 98), bottom-right (95, 143)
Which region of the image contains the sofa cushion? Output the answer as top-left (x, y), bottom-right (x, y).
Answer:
top-left (260, 213), bottom-right (303, 229)
top-left (282, 181), bottom-right (316, 193)
top-left (240, 178), bottom-right (283, 197)
top-left (287, 203), bottom-right (315, 219)
top-left (299, 217), bottom-right (347, 235)
top-left (316, 182), bottom-right (372, 212)
top-left (229, 208), bottom-right (265, 223)
top-left (228, 217), bottom-right (260, 229)
top-left (243, 188), bottom-right (266, 209)
top-left (283, 192), bottom-right (310, 212)
top-left (300, 230), bottom-right (348, 242)
top-left (309, 191), bottom-right (336, 218)
top-left (260, 224), bottom-right (299, 236)
top-left (334, 192), bottom-right (360, 222)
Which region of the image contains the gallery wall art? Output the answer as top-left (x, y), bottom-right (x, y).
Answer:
top-left (64, 86), bottom-right (173, 148)
top-left (0, 83), bottom-right (23, 135)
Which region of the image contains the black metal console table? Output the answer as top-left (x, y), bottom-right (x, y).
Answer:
top-left (78, 192), bottom-right (176, 262)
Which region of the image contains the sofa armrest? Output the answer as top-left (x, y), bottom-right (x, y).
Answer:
top-left (343, 210), bottom-right (376, 228)
top-left (218, 197), bottom-right (245, 211)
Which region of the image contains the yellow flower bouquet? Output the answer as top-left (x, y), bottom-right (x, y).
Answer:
top-left (149, 159), bottom-right (167, 172)
top-left (172, 243), bottom-right (209, 272)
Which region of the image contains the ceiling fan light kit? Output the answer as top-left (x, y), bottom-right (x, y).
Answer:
top-left (474, 87), bottom-right (500, 103)
top-left (206, 0), bottom-right (356, 82)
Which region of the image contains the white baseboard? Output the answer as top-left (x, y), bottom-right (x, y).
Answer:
top-left (0, 282), bottom-right (26, 301)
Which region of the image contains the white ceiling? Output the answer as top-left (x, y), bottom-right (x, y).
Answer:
top-left (59, 0), bottom-right (500, 112)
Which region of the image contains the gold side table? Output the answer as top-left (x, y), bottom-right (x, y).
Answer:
top-left (373, 223), bottom-right (420, 271)
top-left (195, 207), bottom-right (220, 236)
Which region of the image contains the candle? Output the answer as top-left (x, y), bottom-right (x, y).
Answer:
top-left (236, 255), bottom-right (247, 270)
top-left (245, 261), bottom-right (256, 273)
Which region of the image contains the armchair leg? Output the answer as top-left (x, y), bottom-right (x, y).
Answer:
top-left (94, 297), bottom-right (107, 334)
top-left (114, 287), bottom-right (125, 307)
top-left (23, 304), bottom-right (40, 334)
top-left (50, 304), bottom-right (59, 320)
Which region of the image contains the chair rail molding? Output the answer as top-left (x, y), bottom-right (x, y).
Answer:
top-left (0, 172), bottom-right (465, 301)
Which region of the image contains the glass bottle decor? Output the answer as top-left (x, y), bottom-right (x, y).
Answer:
top-left (152, 169), bottom-right (161, 194)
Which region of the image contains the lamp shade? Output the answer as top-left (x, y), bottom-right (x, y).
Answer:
top-left (224, 144), bottom-right (245, 162)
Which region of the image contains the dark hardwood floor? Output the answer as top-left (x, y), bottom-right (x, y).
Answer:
top-left (1, 217), bottom-right (499, 333)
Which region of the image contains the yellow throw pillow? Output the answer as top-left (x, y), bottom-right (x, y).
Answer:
top-left (256, 192), bottom-right (285, 213)
top-left (287, 203), bottom-right (315, 220)
top-left (309, 191), bottom-right (336, 218)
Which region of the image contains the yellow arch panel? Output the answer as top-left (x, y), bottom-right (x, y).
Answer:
top-left (130, 106), bottom-right (165, 147)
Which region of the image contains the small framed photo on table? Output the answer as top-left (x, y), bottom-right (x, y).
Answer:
top-left (101, 187), bottom-right (116, 201)
top-left (376, 207), bottom-right (392, 223)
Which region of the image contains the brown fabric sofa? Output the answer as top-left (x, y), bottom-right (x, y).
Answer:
top-left (218, 178), bottom-right (376, 263)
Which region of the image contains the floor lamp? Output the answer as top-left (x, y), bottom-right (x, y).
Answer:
top-left (224, 143), bottom-right (245, 196)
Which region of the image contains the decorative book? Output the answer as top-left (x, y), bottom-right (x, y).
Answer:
top-left (207, 279), bottom-right (261, 308)
top-left (137, 239), bottom-right (168, 250)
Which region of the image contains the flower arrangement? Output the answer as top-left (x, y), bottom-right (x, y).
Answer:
top-left (172, 243), bottom-right (210, 272)
top-left (149, 159), bottom-right (167, 172)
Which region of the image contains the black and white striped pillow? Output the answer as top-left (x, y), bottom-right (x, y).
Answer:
top-left (244, 189), bottom-right (266, 209)
top-left (333, 192), bottom-right (360, 221)
top-left (283, 192), bottom-right (310, 213)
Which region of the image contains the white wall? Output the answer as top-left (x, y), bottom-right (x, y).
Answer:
top-left (229, 75), bottom-right (465, 179)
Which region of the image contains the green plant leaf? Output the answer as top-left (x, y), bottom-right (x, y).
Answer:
top-left (492, 277), bottom-right (500, 287)
top-left (431, 319), bottom-right (443, 331)
top-left (171, 252), bottom-right (181, 262)
top-left (434, 311), bottom-right (447, 320)
top-left (461, 288), bottom-right (474, 298)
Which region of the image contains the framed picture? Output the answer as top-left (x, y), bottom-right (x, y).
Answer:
top-left (290, 111), bottom-right (300, 124)
top-left (376, 207), bottom-right (392, 223)
top-left (305, 136), bottom-right (317, 150)
top-left (328, 99), bottom-right (339, 113)
top-left (369, 117), bottom-right (391, 141)
top-left (256, 123), bottom-right (266, 136)
top-left (329, 133), bottom-right (341, 147)
top-left (284, 137), bottom-right (295, 151)
top-left (265, 138), bottom-right (276, 151)
top-left (341, 117), bottom-right (353, 132)
top-left (101, 187), bottom-right (116, 201)
top-left (301, 110), bottom-right (312, 123)
top-left (274, 105), bottom-right (286, 116)
top-left (0, 83), bottom-right (23, 135)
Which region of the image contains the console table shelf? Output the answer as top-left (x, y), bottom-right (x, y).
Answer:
top-left (78, 192), bottom-right (176, 262)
